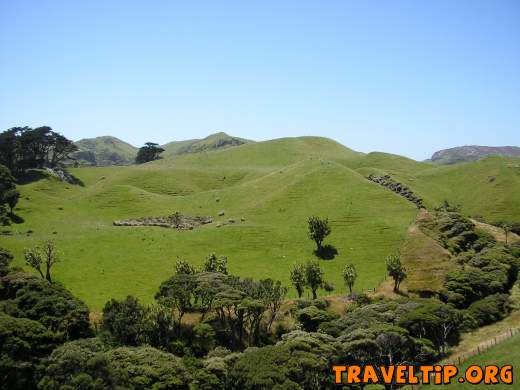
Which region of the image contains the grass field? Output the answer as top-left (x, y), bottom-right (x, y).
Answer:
top-left (3, 136), bottom-right (520, 310)
top-left (420, 332), bottom-right (520, 389)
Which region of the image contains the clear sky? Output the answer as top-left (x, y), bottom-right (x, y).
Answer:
top-left (1, 0), bottom-right (519, 160)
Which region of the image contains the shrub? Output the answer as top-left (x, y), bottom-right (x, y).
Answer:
top-left (467, 294), bottom-right (511, 326)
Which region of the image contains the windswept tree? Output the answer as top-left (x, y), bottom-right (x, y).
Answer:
top-left (135, 142), bottom-right (164, 164)
top-left (342, 263), bottom-right (357, 295)
top-left (386, 254), bottom-right (407, 292)
top-left (305, 260), bottom-right (324, 299)
top-left (290, 263), bottom-right (306, 298)
top-left (24, 241), bottom-right (60, 283)
top-left (307, 216), bottom-right (331, 253)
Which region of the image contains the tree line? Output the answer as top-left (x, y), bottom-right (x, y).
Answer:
top-left (0, 126), bottom-right (77, 176)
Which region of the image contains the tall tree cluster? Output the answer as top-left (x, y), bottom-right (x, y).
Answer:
top-left (0, 126), bottom-right (77, 175)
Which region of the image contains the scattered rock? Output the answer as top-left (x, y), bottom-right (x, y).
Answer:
top-left (218, 210), bottom-right (225, 216)
top-left (228, 219), bottom-right (235, 223)
top-left (366, 174), bottom-right (424, 209)
top-left (241, 217), bottom-right (246, 222)
top-left (45, 168), bottom-right (82, 185)
top-left (113, 212), bottom-right (212, 230)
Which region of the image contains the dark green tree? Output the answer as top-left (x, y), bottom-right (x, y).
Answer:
top-left (135, 142), bottom-right (164, 164)
top-left (290, 263), bottom-right (306, 298)
top-left (307, 216), bottom-right (331, 253)
top-left (342, 263), bottom-right (357, 294)
top-left (386, 254), bottom-right (407, 292)
top-left (101, 296), bottom-right (146, 346)
top-left (305, 260), bottom-right (324, 299)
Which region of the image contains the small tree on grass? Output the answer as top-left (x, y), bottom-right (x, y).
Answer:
top-left (308, 216), bottom-right (331, 253)
top-left (24, 241), bottom-right (60, 283)
top-left (305, 260), bottom-right (324, 299)
top-left (342, 263), bottom-right (357, 295)
top-left (203, 253), bottom-right (228, 274)
top-left (290, 263), bottom-right (306, 298)
top-left (499, 221), bottom-right (512, 245)
top-left (386, 254), bottom-right (407, 293)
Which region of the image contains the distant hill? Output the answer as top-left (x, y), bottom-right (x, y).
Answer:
top-left (428, 145), bottom-right (520, 164)
top-left (161, 132), bottom-right (253, 158)
top-left (72, 136), bottom-right (138, 166)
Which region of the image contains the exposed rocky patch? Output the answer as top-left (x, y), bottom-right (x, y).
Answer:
top-left (113, 212), bottom-right (212, 230)
top-left (45, 168), bottom-right (83, 186)
top-left (366, 174), bottom-right (424, 209)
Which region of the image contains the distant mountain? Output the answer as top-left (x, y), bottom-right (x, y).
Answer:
top-left (161, 132), bottom-right (253, 158)
top-left (72, 136), bottom-right (138, 166)
top-left (428, 145), bottom-right (520, 164)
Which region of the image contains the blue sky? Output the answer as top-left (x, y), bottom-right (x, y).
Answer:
top-left (1, 0), bottom-right (519, 160)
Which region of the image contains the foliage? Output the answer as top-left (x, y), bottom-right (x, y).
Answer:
top-left (307, 216), bottom-right (331, 252)
top-left (304, 260), bottom-right (324, 300)
top-left (174, 258), bottom-right (197, 275)
top-left (0, 313), bottom-right (62, 390)
top-left (0, 126), bottom-right (77, 175)
top-left (0, 271), bottom-right (91, 340)
top-left (135, 142), bottom-right (165, 164)
top-left (0, 164), bottom-right (17, 224)
top-left (37, 338), bottom-right (190, 389)
top-left (296, 305), bottom-right (338, 332)
top-left (386, 254), bottom-right (407, 292)
top-left (203, 253), bottom-right (228, 274)
top-left (0, 248), bottom-right (14, 276)
top-left (466, 293), bottom-right (511, 326)
top-left (24, 241), bottom-right (60, 283)
top-left (101, 296), bottom-right (147, 346)
top-left (289, 263), bottom-right (306, 298)
top-left (342, 263), bottom-right (357, 294)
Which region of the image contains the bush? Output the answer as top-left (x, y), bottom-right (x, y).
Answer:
top-left (467, 294), bottom-right (511, 326)
top-left (296, 306), bottom-right (338, 332)
top-left (0, 313), bottom-right (62, 390)
top-left (0, 271), bottom-right (91, 340)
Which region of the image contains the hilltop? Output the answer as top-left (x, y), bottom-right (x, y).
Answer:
top-left (161, 131), bottom-right (253, 158)
top-left (72, 132), bottom-right (253, 166)
top-left (72, 136), bottom-right (138, 166)
top-left (428, 145), bottom-right (520, 165)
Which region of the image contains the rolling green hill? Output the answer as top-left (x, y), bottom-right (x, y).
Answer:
top-left (72, 136), bottom-right (138, 166)
top-left (3, 136), bottom-right (520, 310)
top-left (161, 132), bottom-right (253, 158)
top-left (347, 153), bottom-right (520, 221)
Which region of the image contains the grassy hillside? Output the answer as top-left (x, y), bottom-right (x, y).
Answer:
top-left (4, 136), bottom-right (520, 310)
top-left (73, 136), bottom-right (138, 166)
top-left (161, 132), bottom-right (253, 158)
top-left (4, 137), bottom-right (415, 310)
top-left (346, 154), bottom-right (520, 221)
top-left (420, 332), bottom-right (520, 389)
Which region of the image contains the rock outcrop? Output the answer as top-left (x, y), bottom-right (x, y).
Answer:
top-left (367, 174), bottom-right (424, 209)
top-left (114, 212), bottom-right (212, 230)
